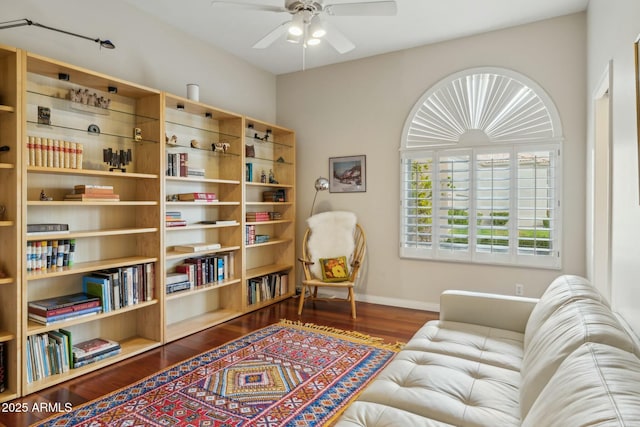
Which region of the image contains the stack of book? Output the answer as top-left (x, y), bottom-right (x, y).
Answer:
top-left (26, 223), bottom-right (69, 235)
top-left (166, 272), bottom-right (191, 294)
top-left (246, 212), bottom-right (271, 222)
top-left (28, 293), bottom-right (102, 325)
top-left (177, 192), bottom-right (217, 202)
top-left (262, 189), bottom-right (286, 202)
top-left (72, 337), bottom-right (121, 368)
top-left (246, 224), bottom-right (256, 245)
top-left (166, 211), bottom-right (187, 227)
top-left (65, 184), bottom-right (120, 201)
top-left (188, 167), bottom-right (205, 177)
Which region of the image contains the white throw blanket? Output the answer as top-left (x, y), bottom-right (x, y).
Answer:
top-left (306, 211), bottom-right (357, 279)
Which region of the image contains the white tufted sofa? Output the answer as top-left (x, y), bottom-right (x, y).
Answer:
top-left (336, 275), bottom-right (640, 426)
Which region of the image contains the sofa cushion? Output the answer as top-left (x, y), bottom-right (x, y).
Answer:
top-left (338, 349), bottom-right (522, 426)
top-left (522, 342), bottom-right (640, 427)
top-left (405, 320), bottom-right (524, 371)
top-left (336, 401), bottom-right (457, 427)
top-left (520, 298), bottom-right (638, 418)
top-left (524, 274), bottom-right (608, 349)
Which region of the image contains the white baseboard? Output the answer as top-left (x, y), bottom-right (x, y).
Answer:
top-left (355, 294), bottom-right (440, 313)
top-left (303, 288), bottom-right (440, 313)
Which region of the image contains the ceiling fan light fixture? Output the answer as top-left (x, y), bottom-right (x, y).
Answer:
top-left (306, 37), bottom-right (321, 46)
top-left (288, 12), bottom-right (304, 36)
top-left (309, 15), bottom-right (326, 38)
top-left (287, 31), bottom-right (302, 44)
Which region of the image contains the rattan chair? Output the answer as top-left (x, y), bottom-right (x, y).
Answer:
top-left (297, 211), bottom-right (366, 319)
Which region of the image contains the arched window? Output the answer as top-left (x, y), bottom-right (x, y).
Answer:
top-left (400, 68), bottom-right (563, 269)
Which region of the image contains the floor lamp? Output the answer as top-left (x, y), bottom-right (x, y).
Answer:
top-left (310, 177), bottom-right (329, 216)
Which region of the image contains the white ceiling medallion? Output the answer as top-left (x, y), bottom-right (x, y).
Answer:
top-left (404, 68), bottom-right (562, 148)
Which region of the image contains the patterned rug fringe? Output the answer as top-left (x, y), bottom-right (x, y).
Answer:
top-left (278, 319), bottom-right (405, 351)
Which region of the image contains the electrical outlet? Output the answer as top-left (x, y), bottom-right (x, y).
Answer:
top-left (515, 283), bottom-right (524, 296)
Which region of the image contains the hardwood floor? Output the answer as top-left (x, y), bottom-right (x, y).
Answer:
top-left (0, 297), bottom-right (437, 427)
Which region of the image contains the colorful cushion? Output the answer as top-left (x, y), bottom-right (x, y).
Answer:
top-left (320, 256), bottom-right (349, 282)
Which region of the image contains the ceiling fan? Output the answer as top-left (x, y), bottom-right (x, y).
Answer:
top-left (211, 0), bottom-right (397, 54)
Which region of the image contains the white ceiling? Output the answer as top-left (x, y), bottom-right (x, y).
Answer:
top-left (122, 0), bottom-right (589, 75)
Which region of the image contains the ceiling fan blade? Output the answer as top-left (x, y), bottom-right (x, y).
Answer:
top-left (252, 21), bottom-right (290, 49)
top-left (324, 1), bottom-right (397, 16)
top-left (211, 1), bottom-right (286, 13)
top-left (322, 21), bottom-right (355, 54)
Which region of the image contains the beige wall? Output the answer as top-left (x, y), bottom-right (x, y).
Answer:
top-left (587, 0), bottom-right (640, 337)
top-left (0, 0), bottom-right (276, 122)
top-left (277, 13), bottom-right (587, 311)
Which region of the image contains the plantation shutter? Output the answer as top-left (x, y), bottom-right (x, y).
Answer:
top-left (400, 68), bottom-right (562, 269)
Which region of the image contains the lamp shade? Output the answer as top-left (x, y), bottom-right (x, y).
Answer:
top-left (314, 177), bottom-right (329, 191)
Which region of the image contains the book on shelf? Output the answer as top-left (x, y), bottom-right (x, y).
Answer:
top-left (27, 223), bottom-right (70, 235)
top-left (187, 167), bottom-right (205, 177)
top-left (82, 275), bottom-right (112, 313)
top-left (71, 337), bottom-right (121, 368)
top-left (214, 220), bottom-right (238, 225)
top-left (245, 162), bottom-right (253, 182)
top-left (246, 212), bottom-right (271, 222)
top-left (166, 280), bottom-right (191, 294)
top-left (90, 262), bottom-right (155, 310)
top-left (180, 251), bottom-right (235, 288)
top-left (26, 239), bottom-right (77, 271)
top-left (27, 136), bottom-right (84, 170)
top-left (73, 184), bottom-right (114, 194)
top-left (28, 292), bottom-right (101, 312)
top-left (72, 337), bottom-right (120, 360)
top-left (28, 296), bottom-right (101, 318)
top-left (25, 330), bottom-right (72, 382)
top-left (177, 192), bottom-right (217, 202)
top-left (263, 189), bottom-right (286, 202)
top-left (64, 193), bottom-right (120, 201)
top-left (28, 306), bottom-right (102, 325)
top-left (174, 242), bottom-right (222, 253)
top-left (247, 271), bottom-right (289, 305)
top-left (166, 211), bottom-right (187, 227)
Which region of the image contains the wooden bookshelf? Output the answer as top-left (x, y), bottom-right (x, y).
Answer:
top-left (21, 52), bottom-right (163, 393)
top-left (0, 44), bottom-right (297, 398)
top-left (162, 94), bottom-right (245, 343)
top-left (243, 118), bottom-right (296, 312)
top-left (0, 44), bottom-right (21, 402)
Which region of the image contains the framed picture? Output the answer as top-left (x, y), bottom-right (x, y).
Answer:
top-left (329, 155), bottom-right (366, 193)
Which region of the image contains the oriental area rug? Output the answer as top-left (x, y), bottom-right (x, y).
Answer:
top-left (38, 320), bottom-right (401, 427)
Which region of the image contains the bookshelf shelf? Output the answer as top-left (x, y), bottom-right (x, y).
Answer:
top-left (0, 277), bottom-right (13, 286)
top-left (165, 308), bottom-right (242, 342)
top-left (26, 299), bottom-right (159, 335)
top-left (26, 227), bottom-right (158, 241)
top-left (24, 335), bottom-right (161, 395)
top-left (166, 245), bottom-right (241, 260)
top-left (27, 166), bottom-right (158, 179)
top-left (0, 163), bottom-right (14, 169)
top-left (0, 104), bottom-right (15, 113)
top-left (246, 238), bottom-right (292, 249)
top-left (0, 220), bottom-right (14, 227)
top-left (165, 278), bottom-right (241, 301)
top-left (0, 331), bottom-right (15, 343)
top-left (25, 256), bottom-right (157, 280)
top-left (27, 201), bottom-right (158, 206)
